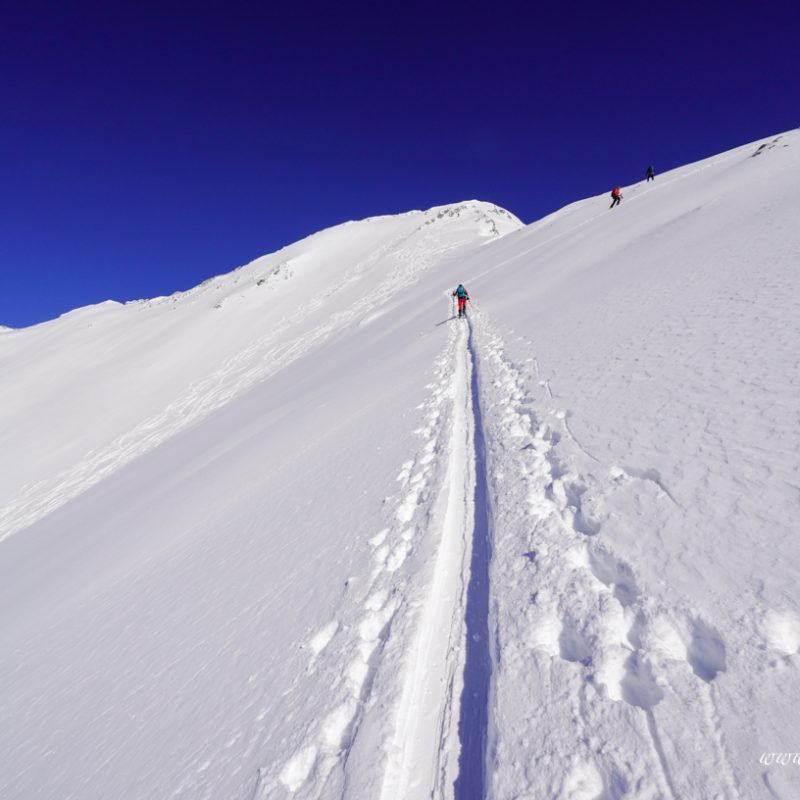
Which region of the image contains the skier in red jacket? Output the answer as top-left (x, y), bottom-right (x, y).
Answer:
top-left (610, 186), bottom-right (623, 208)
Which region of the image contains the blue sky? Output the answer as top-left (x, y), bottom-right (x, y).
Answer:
top-left (2, 0), bottom-right (798, 327)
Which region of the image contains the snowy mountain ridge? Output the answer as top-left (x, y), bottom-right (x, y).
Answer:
top-left (0, 201), bottom-right (520, 332)
top-left (0, 199), bottom-right (521, 546)
top-left (1, 130), bottom-right (799, 800)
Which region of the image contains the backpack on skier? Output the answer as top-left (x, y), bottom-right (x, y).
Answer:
top-left (453, 284), bottom-right (470, 318)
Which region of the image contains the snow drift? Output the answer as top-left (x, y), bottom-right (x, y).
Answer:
top-left (1, 132), bottom-right (799, 800)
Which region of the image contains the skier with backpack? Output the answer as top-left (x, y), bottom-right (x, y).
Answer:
top-left (452, 284), bottom-right (470, 318)
top-left (610, 186), bottom-right (623, 208)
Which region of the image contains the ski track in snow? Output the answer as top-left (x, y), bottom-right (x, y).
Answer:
top-left (377, 321), bottom-right (474, 800)
top-left (252, 323), bottom-right (475, 799)
top-left (0, 228), bottom-right (466, 544)
top-left (254, 304), bottom-right (748, 800)
top-left (255, 317), bottom-right (500, 800)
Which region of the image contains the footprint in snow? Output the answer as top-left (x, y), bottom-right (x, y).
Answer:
top-left (686, 618), bottom-right (727, 682)
top-left (558, 617), bottom-right (593, 666)
top-left (620, 651), bottom-right (665, 710)
top-left (587, 546), bottom-right (640, 608)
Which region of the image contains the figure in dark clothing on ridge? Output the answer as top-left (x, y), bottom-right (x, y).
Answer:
top-left (646, 165), bottom-right (655, 182)
top-left (609, 186), bottom-right (622, 208)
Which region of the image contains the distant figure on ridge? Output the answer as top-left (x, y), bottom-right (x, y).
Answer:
top-left (610, 186), bottom-right (623, 208)
top-left (646, 165), bottom-right (655, 182)
top-left (452, 284), bottom-right (470, 318)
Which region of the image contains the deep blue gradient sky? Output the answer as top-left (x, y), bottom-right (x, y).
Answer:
top-left (2, 0), bottom-right (798, 327)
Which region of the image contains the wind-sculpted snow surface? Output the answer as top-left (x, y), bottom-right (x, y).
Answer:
top-left (2, 132), bottom-right (800, 799)
top-left (0, 201), bottom-right (519, 544)
top-left (469, 316), bottom-right (738, 798)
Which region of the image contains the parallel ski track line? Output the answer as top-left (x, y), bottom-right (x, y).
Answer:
top-left (454, 321), bottom-right (493, 800)
top-left (378, 319), bottom-right (496, 800)
top-left (378, 322), bottom-right (474, 800)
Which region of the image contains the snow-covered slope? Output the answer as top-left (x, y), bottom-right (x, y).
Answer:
top-left (457, 131), bottom-right (800, 800)
top-left (0, 201), bottom-right (518, 542)
top-left (2, 132), bottom-right (799, 800)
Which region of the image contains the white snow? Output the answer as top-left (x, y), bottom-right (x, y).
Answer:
top-left (379, 324), bottom-right (473, 800)
top-left (2, 133), bottom-right (800, 799)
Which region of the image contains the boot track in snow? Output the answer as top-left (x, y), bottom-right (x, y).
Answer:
top-left (378, 321), bottom-right (493, 800)
top-left (262, 307), bottom-right (741, 799)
